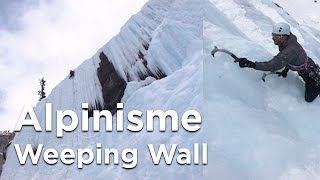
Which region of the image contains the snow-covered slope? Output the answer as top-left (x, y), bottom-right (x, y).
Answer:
top-left (273, 0), bottom-right (320, 32)
top-left (204, 0), bottom-right (320, 179)
top-left (2, 0), bottom-right (320, 179)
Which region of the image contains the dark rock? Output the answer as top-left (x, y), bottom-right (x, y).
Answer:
top-left (0, 132), bottom-right (15, 177)
top-left (97, 52), bottom-right (127, 115)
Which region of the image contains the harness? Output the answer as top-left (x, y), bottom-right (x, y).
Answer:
top-left (288, 57), bottom-right (320, 86)
top-left (288, 59), bottom-right (311, 72)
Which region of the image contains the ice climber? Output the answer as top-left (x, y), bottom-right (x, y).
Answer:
top-left (237, 22), bottom-right (320, 102)
top-left (69, 70), bottom-right (75, 79)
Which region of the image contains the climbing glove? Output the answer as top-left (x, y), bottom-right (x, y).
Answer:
top-left (276, 67), bottom-right (289, 78)
top-left (238, 58), bottom-right (256, 68)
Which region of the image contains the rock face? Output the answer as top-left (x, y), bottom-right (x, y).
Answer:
top-left (97, 52), bottom-right (127, 115)
top-left (0, 132), bottom-right (15, 177)
top-left (96, 51), bottom-right (166, 115)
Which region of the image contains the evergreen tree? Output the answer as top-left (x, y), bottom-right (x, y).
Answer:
top-left (38, 77), bottom-right (46, 101)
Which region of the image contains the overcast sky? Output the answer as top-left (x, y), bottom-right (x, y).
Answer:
top-left (0, 0), bottom-right (147, 131)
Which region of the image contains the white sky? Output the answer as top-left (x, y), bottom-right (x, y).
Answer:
top-left (0, 0), bottom-right (148, 131)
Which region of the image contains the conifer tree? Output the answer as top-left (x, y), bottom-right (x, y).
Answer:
top-left (38, 77), bottom-right (46, 101)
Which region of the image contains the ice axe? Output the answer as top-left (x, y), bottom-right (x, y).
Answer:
top-left (211, 46), bottom-right (281, 82)
top-left (261, 72), bottom-right (279, 82)
top-left (211, 46), bottom-right (240, 62)
top-left (261, 70), bottom-right (287, 82)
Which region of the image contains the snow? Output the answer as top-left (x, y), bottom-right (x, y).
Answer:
top-left (2, 0), bottom-right (320, 179)
top-left (273, 0), bottom-right (320, 32)
top-left (204, 0), bottom-right (320, 179)
top-left (2, 0), bottom-right (203, 179)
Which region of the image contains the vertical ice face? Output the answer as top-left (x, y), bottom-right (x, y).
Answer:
top-left (204, 0), bottom-right (320, 180)
top-left (3, 0), bottom-right (320, 179)
top-left (2, 0), bottom-right (204, 179)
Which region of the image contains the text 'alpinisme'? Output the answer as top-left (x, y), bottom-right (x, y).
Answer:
top-left (13, 103), bottom-right (208, 169)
